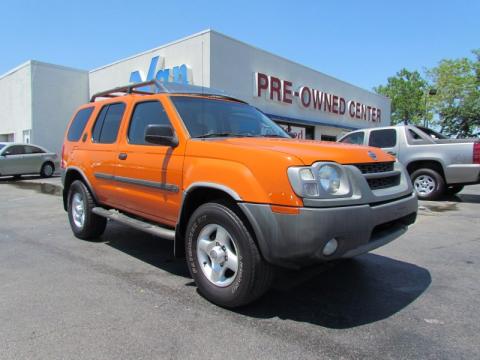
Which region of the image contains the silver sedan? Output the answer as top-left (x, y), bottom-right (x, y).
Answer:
top-left (0, 143), bottom-right (59, 178)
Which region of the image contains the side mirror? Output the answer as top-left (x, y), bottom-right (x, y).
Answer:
top-left (145, 124), bottom-right (179, 147)
top-left (2, 150), bottom-right (11, 156)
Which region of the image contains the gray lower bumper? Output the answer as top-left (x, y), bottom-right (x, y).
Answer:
top-left (445, 164), bottom-right (480, 185)
top-left (239, 193), bottom-right (418, 268)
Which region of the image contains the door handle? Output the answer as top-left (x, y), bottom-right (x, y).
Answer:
top-left (118, 153), bottom-right (128, 160)
top-left (387, 151), bottom-right (397, 156)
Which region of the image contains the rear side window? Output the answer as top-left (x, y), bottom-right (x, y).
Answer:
top-left (67, 107), bottom-right (94, 141)
top-left (25, 145), bottom-right (45, 154)
top-left (340, 132), bottom-right (364, 145)
top-left (92, 103), bottom-right (126, 144)
top-left (128, 101), bottom-right (171, 145)
top-left (369, 129), bottom-right (397, 148)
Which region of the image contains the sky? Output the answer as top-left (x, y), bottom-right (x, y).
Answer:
top-left (0, 0), bottom-right (478, 91)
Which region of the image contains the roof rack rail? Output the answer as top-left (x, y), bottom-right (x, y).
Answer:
top-left (90, 80), bottom-right (162, 102)
top-left (89, 80), bottom-right (247, 104)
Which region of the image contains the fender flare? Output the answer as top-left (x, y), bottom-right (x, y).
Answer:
top-left (62, 167), bottom-right (99, 210)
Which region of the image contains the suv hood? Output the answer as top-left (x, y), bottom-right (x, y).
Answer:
top-left (201, 137), bottom-right (394, 165)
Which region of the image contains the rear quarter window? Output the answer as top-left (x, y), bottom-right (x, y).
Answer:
top-left (25, 145), bottom-right (45, 154)
top-left (67, 107), bottom-right (94, 142)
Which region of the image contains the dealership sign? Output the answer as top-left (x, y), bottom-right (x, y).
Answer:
top-left (254, 72), bottom-right (382, 122)
top-left (278, 124), bottom-right (306, 139)
top-left (130, 56), bottom-right (191, 84)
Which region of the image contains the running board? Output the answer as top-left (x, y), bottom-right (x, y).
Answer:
top-left (92, 207), bottom-right (175, 241)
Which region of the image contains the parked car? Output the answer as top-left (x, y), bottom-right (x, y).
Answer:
top-left (338, 125), bottom-right (480, 200)
top-left (0, 142), bottom-right (58, 178)
top-left (62, 80), bottom-right (417, 308)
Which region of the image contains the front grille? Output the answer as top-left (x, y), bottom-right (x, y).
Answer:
top-left (350, 162), bottom-right (399, 190)
top-left (367, 175), bottom-right (400, 190)
top-left (353, 162), bottom-right (394, 174)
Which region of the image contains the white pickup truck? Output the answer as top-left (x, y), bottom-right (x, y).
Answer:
top-left (338, 125), bottom-right (480, 200)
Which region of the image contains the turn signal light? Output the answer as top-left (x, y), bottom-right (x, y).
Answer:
top-left (270, 205), bottom-right (300, 215)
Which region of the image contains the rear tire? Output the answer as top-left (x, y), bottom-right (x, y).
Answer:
top-left (185, 202), bottom-right (273, 308)
top-left (67, 180), bottom-right (106, 240)
top-left (446, 185), bottom-right (464, 195)
top-left (411, 168), bottom-right (445, 201)
top-left (40, 162), bottom-right (54, 178)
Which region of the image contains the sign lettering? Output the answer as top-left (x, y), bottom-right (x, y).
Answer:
top-left (254, 72), bottom-right (381, 122)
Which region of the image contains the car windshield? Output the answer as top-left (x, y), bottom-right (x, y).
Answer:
top-left (0, 144), bottom-right (5, 150)
top-left (170, 96), bottom-right (289, 139)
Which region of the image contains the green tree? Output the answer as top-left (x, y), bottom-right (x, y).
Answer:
top-left (428, 50), bottom-right (480, 137)
top-left (374, 69), bottom-right (428, 125)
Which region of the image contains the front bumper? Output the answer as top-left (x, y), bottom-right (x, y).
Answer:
top-left (239, 192), bottom-right (418, 268)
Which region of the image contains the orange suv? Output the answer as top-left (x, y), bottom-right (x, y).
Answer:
top-left (62, 80), bottom-right (417, 307)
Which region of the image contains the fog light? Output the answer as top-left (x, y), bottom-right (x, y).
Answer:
top-left (322, 238), bottom-right (338, 256)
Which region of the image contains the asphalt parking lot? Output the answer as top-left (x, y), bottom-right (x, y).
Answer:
top-left (1, 177), bottom-right (479, 359)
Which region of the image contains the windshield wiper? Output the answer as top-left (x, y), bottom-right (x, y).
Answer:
top-left (195, 132), bottom-right (257, 138)
top-left (261, 134), bottom-right (288, 138)
top-left (195, 132), bottom-right (240, 138)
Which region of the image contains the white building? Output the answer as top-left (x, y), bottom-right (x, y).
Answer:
top-left (0, 61), bottom-right (88, 154)
top-left (0, 30), bottom-right (390, 155)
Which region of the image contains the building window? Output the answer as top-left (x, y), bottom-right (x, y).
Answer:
top-left (275, 122), bottom-right (314, 140)
top-left (320, 135), bottom-right (337, 142)
top-left (23, 130), bottom-right (31, 144)
top-left (0, 133), bottom-right (15, 142)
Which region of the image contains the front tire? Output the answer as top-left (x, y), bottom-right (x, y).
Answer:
top-left (411, 168), bottom-right (445, 200)
top-left (67, 180), bottom-right (106, 240)
top-left (185, 202), bottom-right (273, 308)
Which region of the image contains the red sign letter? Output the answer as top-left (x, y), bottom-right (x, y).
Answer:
top-left (255, 72), bottom-right (269, 97)
top-left (270, 76), bottom-right (282, 101)
top-left (283, 80), bottom-right (293, 104)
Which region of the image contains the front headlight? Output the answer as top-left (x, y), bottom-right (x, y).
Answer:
top-left (288, 162), bottom-right (351, 198)
top-left (318, 165), bottom-right (341, 194)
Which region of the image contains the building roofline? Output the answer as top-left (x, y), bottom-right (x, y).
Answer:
top-left (209, 30), bottom-right (390, 101)
top-left (89, 29), bottom-right (212, 73)
top-left (0, 60), bottom-right (87, 81)
top-left (0, 60), bottom-right (32, 80)
top-left (29, 60), bottom-right (88, 74)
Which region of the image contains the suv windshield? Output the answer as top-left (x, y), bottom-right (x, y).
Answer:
top-left (170, 96), bottom-right (289, 139)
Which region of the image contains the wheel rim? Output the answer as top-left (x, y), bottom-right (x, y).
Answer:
top-left (71, 192), bottom-right (85, 228)
top-left (196, 224), bottom-right (239, 287)
top-left (43, 164), bottom-right (53, 176)
top-left (414, 175), bottom-right (436, 196)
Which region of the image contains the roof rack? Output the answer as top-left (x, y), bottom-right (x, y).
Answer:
top-left (90, 80), bottom-right (161, 102)
top-left (89, 80), bottom-right (246, 104)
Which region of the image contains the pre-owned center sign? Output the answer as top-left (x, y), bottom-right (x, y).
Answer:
top-left (254, 72), bottom-right (382, 122)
